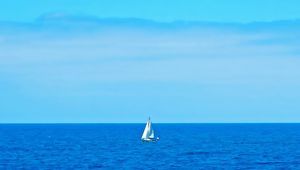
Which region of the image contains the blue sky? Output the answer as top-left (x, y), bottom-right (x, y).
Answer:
top-left (1, 0), bottom-right (300, 22)
top-left (0, 1), bottom-right (300, 123)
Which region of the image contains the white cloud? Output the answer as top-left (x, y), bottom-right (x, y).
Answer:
top-left (1, 17), bottom-right (300, 122)
top-left (0, 17), bottom-right (300, 93)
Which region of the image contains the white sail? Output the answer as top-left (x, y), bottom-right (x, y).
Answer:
top-left (141, 119), bottom-right (150, 139)
top-left (141, 117), bottom-right (158, 141)
top-left (149, 130), bottom-right (154, 139)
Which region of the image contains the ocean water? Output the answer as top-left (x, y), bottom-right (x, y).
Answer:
top-left (0, 124), bottom-right (300, 169)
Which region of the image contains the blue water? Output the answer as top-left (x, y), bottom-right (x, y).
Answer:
top-left (1, 124), bottom-right (300, 169)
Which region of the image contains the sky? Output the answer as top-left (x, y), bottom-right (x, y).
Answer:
top-left (1, 0), bottom-right (300, 22)
top-left (0, 1), bottom-right (300, 123)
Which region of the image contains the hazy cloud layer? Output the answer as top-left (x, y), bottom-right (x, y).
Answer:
top-left (1, 14), bottom-right (300, 122)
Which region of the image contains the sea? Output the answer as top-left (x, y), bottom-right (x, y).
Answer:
top-left (0, 124), bottom-right (300, 169)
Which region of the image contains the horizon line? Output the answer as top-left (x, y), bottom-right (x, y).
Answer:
top-left (1, 122), bottom-right (300, 124)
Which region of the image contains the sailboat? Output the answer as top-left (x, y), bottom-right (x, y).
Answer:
top-left (141, 117), bottom-right (159, 142)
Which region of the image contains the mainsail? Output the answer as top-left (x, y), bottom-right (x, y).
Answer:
top-left (141, 118), bottom-right (150, 139)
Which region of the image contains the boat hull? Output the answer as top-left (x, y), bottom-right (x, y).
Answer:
top-left (141, 137), bottom-right (159, 142)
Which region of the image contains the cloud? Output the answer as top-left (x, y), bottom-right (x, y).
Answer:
top-left (1, 15), bottom-right (299, 81)
top-left (1, 14), bottom-right (300, 122)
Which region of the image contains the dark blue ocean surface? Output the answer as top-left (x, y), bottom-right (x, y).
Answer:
top-left (0, 124), bottom-right (300, 169)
